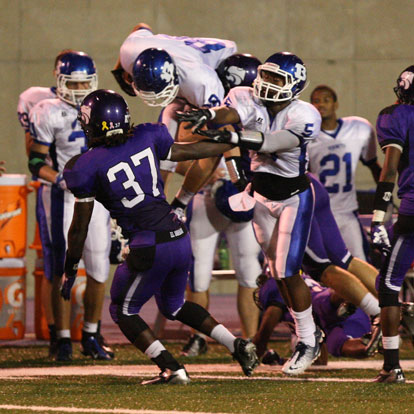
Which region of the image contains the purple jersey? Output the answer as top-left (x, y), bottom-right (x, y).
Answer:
top-left (64, 123), bottom-right (179, 245)
top-left (376, 104), bottom-right (414, 215)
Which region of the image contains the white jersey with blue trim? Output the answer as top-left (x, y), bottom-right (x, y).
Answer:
top-left (17, 86), bottom-right (56, 132)
top-left (29, 98), bottom-right (88, 173)
top-left (225, 87), bottom-right (321, 178)
top-left (307, 116), bottom-right (377, 214)
top-left (119, 29), bottom-right (237, 107)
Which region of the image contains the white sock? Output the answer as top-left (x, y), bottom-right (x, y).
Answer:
top-left (144, 340), bottom-right (166, 359)
top-left (175, 188), bottom-right (195, 206)
top-left (382, 335), bottom-right (400, 350)
top-left (57, 329), bottom-right (71, 339)
top-left (210, 324), bottom-right (236, 353)
top-left (290, 306), bottom-right (316, 347)
top-left (359, 293), bottom-right (380, 317)
top-left (83, 321), bottom-right (98, 334)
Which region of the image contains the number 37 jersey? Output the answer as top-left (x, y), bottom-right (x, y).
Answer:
top-left (307, 116), bottom-right (377, 214)
top-left (63, 123), bottom-right (178, 238)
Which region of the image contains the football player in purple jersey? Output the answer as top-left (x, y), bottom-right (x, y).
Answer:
top-left (252, 271), bottom-right (377, 365)
top-left (370, 65), bottom-right (414, 383)
top-left (62, 89), bottom-right (259, 384)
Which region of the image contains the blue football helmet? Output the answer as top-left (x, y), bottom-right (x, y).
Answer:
top-left (132, 48), bottom-right (179, 107)
top-left (55, 51), bottom-right (98, 106)
top-left (78, 89), bottom-right (130, 139)
top-left (394, 65), bottom-right (414, 104)
top-left (214, 179), bottom-right (254, 223)
top-left (253, 52), bottom-right (307, 103)
top-left (216, 53), bottom-right (262, 94)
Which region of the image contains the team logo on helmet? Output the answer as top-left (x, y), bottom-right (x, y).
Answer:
top-left (161, 62), bottom-right (175, 83)
top-left (226, 66), bottom-right (246, 87)
top-left (399, 71), bottom-right (414, 90)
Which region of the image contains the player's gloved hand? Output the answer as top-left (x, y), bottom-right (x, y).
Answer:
top-left (111, 68), bottom-right (136, 97)
top-left (55, 173), bottom-right (67, 191)
top-left (198, 128), bottom-right (235, 143)
top-left (370, 222), bottom-right (391, 257)
top-left (60, 273), bottom-right (77, 301)
top-left (176, 108), bottom-right (216, 132)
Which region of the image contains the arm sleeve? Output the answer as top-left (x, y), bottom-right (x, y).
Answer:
top-left (29, 101), bottom-right (55, 145)
top-left (376, 105), bottom-right (408, 151)
top-left (63, 154), bottom-right (97, 198)
top-left (260, 130), bottom-right (300, 153)
top-left (152, 123), bottom-right (175, 160)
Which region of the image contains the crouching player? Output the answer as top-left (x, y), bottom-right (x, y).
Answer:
top-left (61, 89), bottom-right (259, 384)
top-left (252, 270), bottom-right (380, 366)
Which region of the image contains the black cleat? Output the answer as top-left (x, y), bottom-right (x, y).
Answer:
top-left (81, 336), bottom-right (113, 360)
top-left (232, 338), bottom-right (259, 377)
top-left (141, 367), bottom-right (190, 385)
top-left (180, 334), bottom-right (208, 357)
top-left (373, 368), bottom-right (406, 383)
top-left (261, 349), bottom-right (285, 366)
top-left (97, 333), bottom-right (115, 359)
top-left (56, 338), bottom-right (72, 362)
top-left (364, 315), bottom-right (382, 357)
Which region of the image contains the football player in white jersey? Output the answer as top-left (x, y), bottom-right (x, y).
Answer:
top-left (178, 52), bottom-right (324, 375)
top-left (308, 85), bottom-right (381, 261)
top-left (28, 51), bottom-right (113, 361)
top-left (113, 23), bottom-right (238, 217)
top-left (17, 49), bottom-right (73, 356)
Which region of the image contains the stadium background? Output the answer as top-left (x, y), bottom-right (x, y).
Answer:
top-left (1, 0), bottom-right (414, 297)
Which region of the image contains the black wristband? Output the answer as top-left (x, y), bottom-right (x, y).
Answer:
top-left (373, 181), bottom-right (394, 212)
top-left (64, 252), bottom-right (80, 278)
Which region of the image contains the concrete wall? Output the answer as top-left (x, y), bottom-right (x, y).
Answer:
top-left (2, 0), bottom-right (414, 293)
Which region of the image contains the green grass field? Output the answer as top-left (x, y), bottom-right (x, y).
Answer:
top-left (0, 340), bottom-right (414, 414)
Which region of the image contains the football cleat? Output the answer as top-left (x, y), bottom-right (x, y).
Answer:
top-left (282, 326), bottom-right (324, 375)
top-left (373, 368), bottom-right (406, 383)
top-left (56, 338), bottom-right (73, 362)
top-left (232, 338), bottom-right (259, 377)
top-left (141, 367), bottom-right (190, 385)
top-left (261, 349), bottom-right (285, 366)
top-left (180, 334), bottom-right (208, 357)
top-left (97, 333), bottom-right (115, 359)
top-left (81, 335), bottom-right (113, 360)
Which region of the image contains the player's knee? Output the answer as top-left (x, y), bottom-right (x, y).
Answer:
top-left (113, 305), bottom-right (150, 344)
top-left (174, 301), bottom-right (211, 331)
top-left (378, 290), bottom-right (400, 307)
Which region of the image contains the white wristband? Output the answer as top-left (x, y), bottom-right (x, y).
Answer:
top-left (372, 210), bottom-right (386, 223)
top-left (229, 132), bottom-right (240, 145)
top-left (208, 108), bottom-right (216, 120)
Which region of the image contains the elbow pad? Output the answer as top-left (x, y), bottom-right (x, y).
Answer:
top-left (28, 151), bottom-right (47, 176)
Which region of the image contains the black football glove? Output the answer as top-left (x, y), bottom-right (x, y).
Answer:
top-left (176, 108), bottom-right (215, 132)
top-left (60, 274), bottom-right (77, 301)
top-left (111, 68), bottom-right (136, 97)
top-left (197, 128), bottom-right (234, 143)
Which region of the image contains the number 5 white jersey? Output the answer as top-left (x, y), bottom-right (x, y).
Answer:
top-left (120, 28), bottom-right (237, 107)
top-left (307, 116), bottom-right (377, 214)
top-left (224, 87), bottom-right (321, 177)
top-left (29, 98), bottom-right (88, 173)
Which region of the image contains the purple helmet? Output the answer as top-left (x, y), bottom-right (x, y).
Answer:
top-left (55, 51), bottom-right (98, 106)
top-left (132, 47), bottom-right (179, 107)
top-left (216, 53), bottom-right (262, 94)
top-left (394, 65), bottom-right (414, 104)
top-left (253, 52), bottom-right (307, 103)
top-left (78, 89), bottom-right (130, 140)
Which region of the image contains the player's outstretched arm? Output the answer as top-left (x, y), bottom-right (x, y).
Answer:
top-left (167, 141), bottom-right (233, 162)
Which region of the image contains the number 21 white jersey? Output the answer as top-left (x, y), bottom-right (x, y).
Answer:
top-left (307, 116), bottom-right (377, 214)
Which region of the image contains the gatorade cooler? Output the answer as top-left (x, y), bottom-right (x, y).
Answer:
top-left (0, 174), bottom-right (28, 258)
top-left (70, 263), bottom-right (86, 341)
top-left (0, 258), bottom-right (26, 339)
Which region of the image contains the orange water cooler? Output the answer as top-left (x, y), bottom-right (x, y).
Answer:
top-left (0, 174), bottom-right (28, 340)
top-left (0, 258), bottom-right (26, 339)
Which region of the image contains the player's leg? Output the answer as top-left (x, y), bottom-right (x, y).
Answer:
top-left (50, 187), bottom-right (73, 361)
top-left (82, 201), bottom-right (113, 360)
top-left (157, 235), bottom-right (259, 377)
top-left (36, 184), bottom-right (57, 356)
top-left (375, 216), bottom-right (414, 383)
top-left (181, 191), bottom-right (220, 356)
top-left (347, 257), bottom-right (378, 296)
top-left (226, 221), bottom-right (261, 338)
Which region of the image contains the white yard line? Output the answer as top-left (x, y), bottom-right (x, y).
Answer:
top-left (0, 406), bottom-right (230, 414)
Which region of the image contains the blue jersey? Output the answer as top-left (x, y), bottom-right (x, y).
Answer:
top-left (64, 123), bottom-right (180, 242)
top-left (376, 104), bottom-right (414, 213)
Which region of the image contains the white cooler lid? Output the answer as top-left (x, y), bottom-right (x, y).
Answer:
top-left (0, 258), bottom-right (26, 268)
top-left (0, 174), bottom-right (27, 186)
